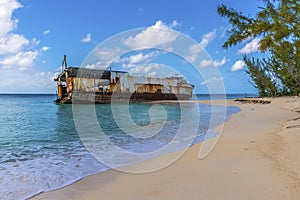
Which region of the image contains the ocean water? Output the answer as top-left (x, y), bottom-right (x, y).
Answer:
top-left (0, 94), bottom-right (240, 200)
top-left (193, 93), bottom-right (258, 100)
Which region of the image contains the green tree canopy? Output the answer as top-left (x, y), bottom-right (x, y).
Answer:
top-left (217, 0), bottom-right (300, 96)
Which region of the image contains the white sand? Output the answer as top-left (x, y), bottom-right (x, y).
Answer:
top-left (32, 97), bottom-right (300, 200)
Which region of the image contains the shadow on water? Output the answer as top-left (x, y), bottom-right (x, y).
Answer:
top-left (94, 103), bottom-right (181, 153)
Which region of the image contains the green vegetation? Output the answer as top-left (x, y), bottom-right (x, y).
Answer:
top-left (217, 0), bottom-right (300, 97)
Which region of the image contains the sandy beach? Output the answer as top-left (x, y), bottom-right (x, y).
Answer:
top-left (32, 97), bottom-right (300, 200)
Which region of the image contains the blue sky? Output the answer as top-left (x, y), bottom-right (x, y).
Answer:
top-left (0, 0), bottom-right (264, 94)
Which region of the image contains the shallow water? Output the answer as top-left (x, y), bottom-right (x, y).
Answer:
top-left (0, 94), bottom-right (240, 200)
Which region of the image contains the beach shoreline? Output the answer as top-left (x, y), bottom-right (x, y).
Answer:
top-left (31, 97), bottom-right (300, 200)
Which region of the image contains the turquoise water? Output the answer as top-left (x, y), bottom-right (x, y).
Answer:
top-left (0, 94), bottom-right (240, 200)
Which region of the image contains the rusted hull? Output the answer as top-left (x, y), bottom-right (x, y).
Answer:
top-left (55, 91), bottom-right (191, 104)
top-left (54, 66), bottom-right (194, 104)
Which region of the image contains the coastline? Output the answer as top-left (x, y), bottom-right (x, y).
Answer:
top-left (31, 97), bottom-right (300, 200)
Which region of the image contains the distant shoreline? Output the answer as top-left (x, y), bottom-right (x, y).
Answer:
top-left (0, 93), bottom-right (258, 98)
top-left (0, 93), bottom-right (56, 95)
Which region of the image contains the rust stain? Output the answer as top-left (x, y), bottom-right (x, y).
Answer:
top-left (54, 57), bottom-right (194, 104)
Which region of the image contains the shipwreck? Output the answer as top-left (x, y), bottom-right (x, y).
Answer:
top-left (54, 56), bottom-right (194, 104)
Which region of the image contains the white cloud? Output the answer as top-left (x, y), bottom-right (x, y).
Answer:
top-left (83, 48), bottom-right (122, 70)
top-left (200, 77), bottom-right (224, 85)
top-left (81, 33), bottom-right (91, 43)
top-left (186, 29), bottom-right (216, 63)
top-left (0, 0), bottom-right (55, 93)
top-left (231, 60), bottom-right (246, 72)
top-left (123, 20), bottom-right (179, 49)
top-left (44, 71), bottom-right (61, 83)
top-left (43, 30), bottom-right (50, 35)
top-left (200, 29), bottom-right (216, 48)
top-left (199, 56), bottom-right (227, 68)
top-left (128, 63), bottom-right (178, 77)
top-left (0, 51), bottom-right (38, 70)
top-left (128, 53), bottom-right (146, 64)
top-left (0, 0), bottom-right (31, 55)
top-left (116, 51), bottom-right (179, 77)
top-left (171, 20), bottom-right (180, 28)
top-left (0, 68), bottom-right (58, 93)
top-left (96, 47), bottom-right (121, 61)
top-left (120, 50), bottom-right (162, 67)
top-left (41, 46), bottom-right (50, 52)
top-left (237, 37), bottom-right (260, 54)
top-left (0, 0), bottom-right (39, 67)
top-left (186, 44), bottom-right (204, 63)
top-left (0, 33), bottom-right (29, 54)
top-left (0, 0), bottom-right (22, 37)
top-left (219, 25), bottom-right (230, 39)
top-left (31, 38), bottom-right (40, 46)
top-left (91, 47), bottom-right (122, 69)
top-left (189, 44), bottom-right (202, 55)
top-left (83, 62), bottom-right (111, 70)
